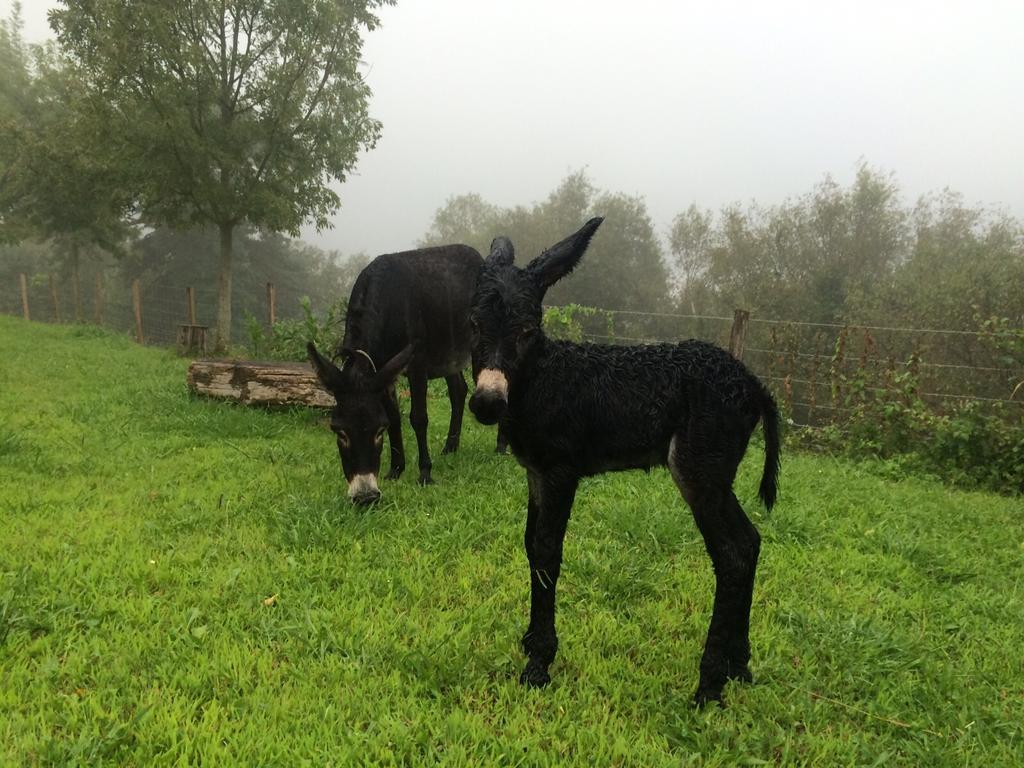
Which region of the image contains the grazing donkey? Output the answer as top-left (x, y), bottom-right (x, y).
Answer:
top-left (467, 218), bottom-right (781, 705)
top-left (308, 244), bottom-right (506, 505)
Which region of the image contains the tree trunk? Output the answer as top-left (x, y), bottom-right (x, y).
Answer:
top-left (215, 221), bottom-right (234, 351)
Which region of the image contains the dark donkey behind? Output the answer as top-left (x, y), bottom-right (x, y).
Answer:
top-left (308, 244), bottom-right (504, 505)
top-left (468, 218), bottom-right (781, 705)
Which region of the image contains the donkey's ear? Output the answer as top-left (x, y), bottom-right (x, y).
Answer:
top-left (525, 217), bottom-right (603, 290)
top-left (486, 236), bottom-right (515, 268)
top-left (372, 344), bottom-right (413, 389)
top-left (307, 342), bottom-right (344, 391)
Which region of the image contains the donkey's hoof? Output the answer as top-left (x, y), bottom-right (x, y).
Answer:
top-left (727, 664), bottom-right (753, 684)
top-left (519, 662), bottom-right (550, 688)
top-left (385, 467), bottom-right (404, 481)
top-left (441, 441), bottom-right (459, 455)
top-left (692, 686), bottom-right (724, 708)
top-left (417, 474), bottom-right (435, 486)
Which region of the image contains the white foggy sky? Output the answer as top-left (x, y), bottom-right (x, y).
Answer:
top-left (8, 0), bottom-right (1024, 257)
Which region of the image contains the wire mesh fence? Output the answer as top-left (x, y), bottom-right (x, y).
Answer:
top-left (4, 270), bottom-right (1022, 428)
top-left (1, 270), bottom-right (319, 350)
top-left (570, 307), bottom-right (1023, 427)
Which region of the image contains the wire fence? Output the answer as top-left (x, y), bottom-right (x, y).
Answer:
top-left (3, 270), bottom-right (1022, 428)
top-left (569, 306), bottom-right (1023, 427)
top-left (1, 270), bottom-right (315, 349)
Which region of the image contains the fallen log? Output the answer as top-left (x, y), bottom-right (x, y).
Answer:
top-left (187, 359), bottom-right (335, 408)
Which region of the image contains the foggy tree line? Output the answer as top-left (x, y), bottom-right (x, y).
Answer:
top-left (424, 166), bottom-right (1024, 341)
top-left (4, 3), bottom-right (1022, 351)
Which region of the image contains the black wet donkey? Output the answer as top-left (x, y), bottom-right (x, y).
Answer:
top-left (308, 244), bottom-right (506, 505)
top-left (467, 218), bottom-right (781, 705)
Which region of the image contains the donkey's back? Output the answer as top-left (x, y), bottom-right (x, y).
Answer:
top-left (344, 245), bottom-right (483, 376)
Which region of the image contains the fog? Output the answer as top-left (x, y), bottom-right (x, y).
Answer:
top-left (10, 0), bottom-right (1024, 257)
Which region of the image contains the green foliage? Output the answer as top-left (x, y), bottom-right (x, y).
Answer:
top-left (0, 7), bottom-right (131, 254)
top-left (267, 296), bottom-right (348, 361)
top-left (670, 163), bottom-right (911, 324)
top-left (51, 0), bottom-right (390, 236)
top-left (797, 353), bottom-right (1024, 494)
top-left (246, 296), bottom-right (347, 361)
top-left (667, 164), bottom-right (1024, 344)
top-left (423, 170), bottom-right (672, 314)
top-left (977, 311), bottom-right (1024, 374)
top-left (3, 315), bottom-right (1024, 765)
top-left (50, 0), bottom-right (392, 344)
top-left (542, 303), bottom-right (614, 342)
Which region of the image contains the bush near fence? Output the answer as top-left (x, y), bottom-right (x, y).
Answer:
top-left (5, 272), bottom-right (1023, 493)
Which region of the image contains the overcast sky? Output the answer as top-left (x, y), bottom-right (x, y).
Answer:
top-left (8, 0), bottom-right (1024, 257)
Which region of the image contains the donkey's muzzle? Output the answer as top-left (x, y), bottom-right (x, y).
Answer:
top-left (471, 368), bottom-right (509, 425)
top-left (469, 390), bottom-right (506, 425)
top-left (348, 473), bottom-right (381, 506)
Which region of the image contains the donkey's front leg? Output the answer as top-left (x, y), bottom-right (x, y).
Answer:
top-left (382, 385), bottom-right (405, 480)
top-left (520, 470), bottom-right (578, 687)
top-left (407, 370), bottom-right (433, 485)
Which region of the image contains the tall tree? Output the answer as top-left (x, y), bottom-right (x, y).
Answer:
top-left (1, 46), bottom-right (133, 311)
top-left (51, 0), bottom-right (392, 347)
top-left (0, 2), bottom-right (39, 244)
top-left (669, 204), bottom-right (715, 313)
top-left (1, 4), bottom-right (133, 320)
top-left (668, 164), bottom-right (910, 323)
top-left (422, 170), bottom-right (672, 314)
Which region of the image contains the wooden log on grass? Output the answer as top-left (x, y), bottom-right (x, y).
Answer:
top-left (186, 359), bottom-right (335, 408)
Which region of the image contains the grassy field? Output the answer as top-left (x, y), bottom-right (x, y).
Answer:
top-left (1, 315), bottom-right (1022, 766)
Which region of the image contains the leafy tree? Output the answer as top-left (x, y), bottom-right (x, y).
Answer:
top-left (423, 170), bottom-right (672, 318)
top-left (421, 193), bottom-right (501, 250)
top-left (0, 3), bottom-right (31, 137)
top-left (51, 0), bottom-right (392, 347)
top-left (560, 188), bottom-right (667, 312)
top-left (849, 190), bottom-right (1024, 341)
top-left (1, 4), bottom-right (133, 318)
top-left (0, 4), bottom-right (33, 244)
top-left (669, 205), bottom-right (714, 297)
top-left (669, 163), bottom-right (910, 324)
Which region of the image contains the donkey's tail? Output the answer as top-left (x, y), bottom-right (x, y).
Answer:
top-left (757, 386), bottom-right (781, 511)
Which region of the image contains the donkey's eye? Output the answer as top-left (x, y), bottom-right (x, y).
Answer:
top-left (374, 427), bottom-right (386, 445)
top-left (519, 326), bottom-right (538, 341)
top-left (337, 431), bottom-right (351, 449)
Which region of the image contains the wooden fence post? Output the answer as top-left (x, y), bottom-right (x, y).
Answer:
top-left (94, 273), bottom-right (104, 324)
top-left (186, 286), bottom-right (197, 325)
top-left (49, 274), bottom-right (61, 322)
top-left (266, 282), bottom-right (276, 327)
top-left (729, 308), bottom-right (749, 360)
top-left (132, 279), bottom-right (144, 344)
top-left (20, 273), bottom-right (30, 321)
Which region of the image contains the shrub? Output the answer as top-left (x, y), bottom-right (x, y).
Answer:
top-left (245, 296), bottom-right (347, 361)
top-left (796, 356), bottom-right (1024, 495)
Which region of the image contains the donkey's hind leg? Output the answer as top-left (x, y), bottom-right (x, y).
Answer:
top-left (442, 372), bottom-right (468, 454)
top-left (668, 433), bottom-right (761, 706)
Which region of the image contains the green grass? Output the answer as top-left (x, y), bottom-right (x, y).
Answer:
top-left (1, 315), bottom-right (1022, 766)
